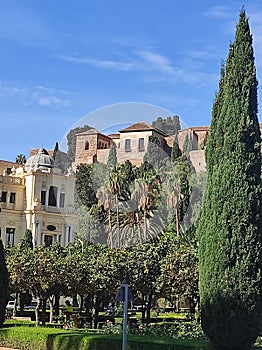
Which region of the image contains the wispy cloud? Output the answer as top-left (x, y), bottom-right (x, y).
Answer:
top-left (64, 51), bottom-right (180, 76)
top-left (63, 56), bottom-right (135, 71)
top-left (138, 50), bottom-right (179, 76)
top-left (0, 83), bottom-right (70, 108)
top-left (203, 5), bottom-right (231, 19)
top-left (62, 49), bottom-right (218, 89)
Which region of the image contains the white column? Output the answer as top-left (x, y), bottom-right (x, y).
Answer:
top-left (32, 221), bottom-right (37, 247)
top-left (45, 190), bottom-right (49, 210)
top-left (57, 188), bottom-right (60, 208)
top-left (69, 226), bottom-right (74, 243)
top-left (70, 226), bottom-right (74, 243)
top-left (36, 221), bottom-right (41, 246)
top-left (65, 225), bottom-right (69, 246)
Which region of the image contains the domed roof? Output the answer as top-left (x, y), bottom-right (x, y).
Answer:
top-left (25, 147), bottom-right (54, 173)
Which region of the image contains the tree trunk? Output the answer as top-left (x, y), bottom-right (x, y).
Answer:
top-left (35, 297), bottom-right (41, 326)
top-left (54, 294), bottom-right (60, 316)
top-left (49, 296), bottom-right (54, 323)
top-left (13, 292), bottom-right (19, 317)
top-left (91, 294), bottom-right (99, 329)
top-left (41, 297), bottom-right (47, 326)
top-left (145, 294), bottom-right (153, 324)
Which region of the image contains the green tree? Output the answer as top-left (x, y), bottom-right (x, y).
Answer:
top-left (15, 154), bottom-right (26, 165)
top-left (53, 142), bottom-right (71, 174)
top-left (75, 163), bottom-right (98, 209)
top-left (159, 236), bottom-right (199, 315)
top-left (7, 244), bottom-right (68, 325)
top-left (198, 10), bottom-right (262, 350)
top-left (107, 143), bottom-right (117, 170)
top-left (20, 229), bottom-right (33, 250)
top-left (128, 242), bottom-right (163, 322)
top-left (67, 125), bottom-right (93, 162)
top-left (0, 240), bottom-right (9, 327)
top-left (53, 142), bottom-right (59, 160)
top-left (182, 133), bottom-right (193, 153)
top-left (143, 136), bottom-right (168, 168)
top-left (171, 134), bottom-right (181, 161)
top-left (152, 115), bottom-right (181, 135)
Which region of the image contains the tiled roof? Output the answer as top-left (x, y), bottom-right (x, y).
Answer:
top-left (119, 121), bottom-right (153, 132)
top-left (108, 133), bottom-right (120, 139)
top-left (76, 128), bottom-right (100, 136)
top-left (119, 121), bottom-right (166, 136)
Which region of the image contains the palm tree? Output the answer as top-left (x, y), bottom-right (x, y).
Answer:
top-left (15, 154), bottom-right (26, 165)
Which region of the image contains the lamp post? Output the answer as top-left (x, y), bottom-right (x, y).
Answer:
top-left (116, 280), bottom-right (133, 350)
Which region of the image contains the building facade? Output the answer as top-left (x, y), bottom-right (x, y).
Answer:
top-left (0, 148), bottom-right (76, 247)
top-left (74, 121), bottom-right (168, 168)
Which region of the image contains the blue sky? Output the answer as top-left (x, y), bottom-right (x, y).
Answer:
top-left (1, 1), bottom-right (262, 161)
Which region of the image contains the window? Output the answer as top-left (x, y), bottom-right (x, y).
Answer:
top-left (48, 186), bottom-right (57, 207)
top-left (59, 193), bottom-right (65, 208)
top-left (6, 228), bottom-right (15, 246)
top-left (85, 141), bottom-right (89, 150)
top-left (138, 138), bottom-right (145, 151)
top-left (1, 191), bottom-right (7, 202)
top-left (125, 139), bottom-right (131, 152)
top-left (44, 235), bottom-right (53, 247)
top-left (10, 193), bottom-right (16, 204)
top-left (41, 191), bottom-right (46, 205)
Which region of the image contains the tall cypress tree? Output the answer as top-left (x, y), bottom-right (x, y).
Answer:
top-left (107, 143), bottom-right (117, 171)
top-left (198, 10), bottom-right (262, 350)
top-left (0, 240), bottom-right (9, 327)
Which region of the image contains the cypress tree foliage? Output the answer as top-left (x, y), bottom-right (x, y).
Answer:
top-left (0, 239), bottom-right (9, 327)
top-left (20, 229), bottom-right (33, 250)
top-left (171, 134), bottom-right (181, 161)
top-left (198, 10), bottom-right (262, 350)
top-left (143, 135), bottom-right (169, 168)
top-left (53, 142), bottom-right (59, 160)
top-left (75, 163), bottom-right (98, 209)
top-left (107, 143), bottom-right (117, 170)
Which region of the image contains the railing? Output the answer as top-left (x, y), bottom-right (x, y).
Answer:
top-left (0, 176), bottom-right (24, 185)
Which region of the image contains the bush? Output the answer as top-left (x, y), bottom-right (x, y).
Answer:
top-left (102, 320), bottom-right (205, 340)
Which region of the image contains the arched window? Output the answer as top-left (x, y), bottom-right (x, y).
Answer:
top-left (85, 141), bottom-right (89, 150)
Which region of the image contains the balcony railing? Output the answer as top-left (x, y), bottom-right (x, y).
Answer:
top-left (0, 176), bottom-right (24, 186)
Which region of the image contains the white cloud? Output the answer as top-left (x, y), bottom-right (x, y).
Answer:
top-left (37, 96), bottom-right (69, 107)
top-left (0, 82), bottom-right (70, 108)
top-left (63, 56), bottom-right (135, 71)
top-left (203, 6), bottom-right (231, 19)
top-left (138, 50), bottom-right (179, 76)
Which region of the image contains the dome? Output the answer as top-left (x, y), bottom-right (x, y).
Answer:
top-left (25, 148), bottom-right (54, 173)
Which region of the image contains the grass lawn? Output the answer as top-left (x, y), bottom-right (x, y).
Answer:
top-left (0, 323), bottom-right (211, 350)
top-left (1, 321), bottom-right (262, 350)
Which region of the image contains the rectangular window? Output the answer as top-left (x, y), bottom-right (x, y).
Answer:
top-left (59, 193), bottom-right (65, 208)
top-left (138, 138), bottom-right (145, 151)
top-left (10, 193), bottom-right (16, 204)
top-left (125, 139), bottom-right (131, 152)
top-left (41, 191), bottom-right (46, 205)
top-left (44, 235), bottom-right (53, 247)
top-left (1, 191), bottom-right (7, 202)
top-left (48, 186), bottom-right (57, 207)
top-left (6, 228), bottom-right (15, 246)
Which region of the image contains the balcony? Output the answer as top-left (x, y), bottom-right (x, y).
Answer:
top-left (0, 176), bottom-right (24, 186)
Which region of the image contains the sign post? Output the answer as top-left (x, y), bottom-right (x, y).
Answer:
top-left (116, 280), bottom-right (133, 350)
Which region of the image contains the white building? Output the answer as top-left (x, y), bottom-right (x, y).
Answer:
top-left (0, 148), bottom-right (76, 247)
